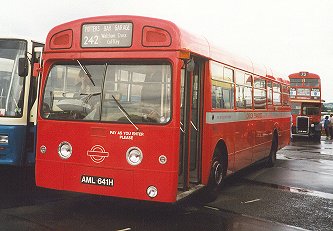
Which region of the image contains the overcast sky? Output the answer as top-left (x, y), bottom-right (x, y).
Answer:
top-left (2, 0), bottom-right (332, 102)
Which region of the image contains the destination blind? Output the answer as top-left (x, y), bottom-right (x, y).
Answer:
top-left (81, 22), bottom-right (133, 48)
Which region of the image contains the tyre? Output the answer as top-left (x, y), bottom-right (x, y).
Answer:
top-left (203, 148), bottom-right (225, 200)
top-left (200, 151), bottom-right (225, 203)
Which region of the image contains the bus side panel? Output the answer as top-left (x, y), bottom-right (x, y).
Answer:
top-left (278, 116), bottom-right (291, 150)
top-left (233, 120), bottom-right (253, 171)
top-left (0, 125), bottom-right (27, 166)
top-left (252, 118), bottom-right (272, 162)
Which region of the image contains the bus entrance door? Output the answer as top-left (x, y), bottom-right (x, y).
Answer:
top-left (178, 58), bottom-right (204, 193)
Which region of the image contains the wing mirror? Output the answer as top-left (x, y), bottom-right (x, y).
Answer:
top-left (18, 57), bottom-right (29, 77)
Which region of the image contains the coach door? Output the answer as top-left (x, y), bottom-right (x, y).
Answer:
top-left (178, 57), bottom-right (204, 191)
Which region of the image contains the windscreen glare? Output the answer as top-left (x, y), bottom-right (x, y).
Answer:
top-left (42, 62), bottom-right (171, 124)
top-left (0, 39), bottom-right (26, 117)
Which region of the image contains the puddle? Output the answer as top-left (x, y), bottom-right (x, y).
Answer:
top-left (242, 179), bottom-right (333, 200)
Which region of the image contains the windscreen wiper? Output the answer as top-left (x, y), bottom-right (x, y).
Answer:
top-left (112, 95), bottom-right (140, 131)
top-left (76, 60), bottom-right (96, 86)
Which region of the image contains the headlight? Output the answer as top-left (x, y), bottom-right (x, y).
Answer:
top-left (311, 124), bottom-right (315, 127)
top-left (126, 147), bottom-right (143, 166)
top-left (58, 141), bottom-right (72, 159)
top-left (147, 185), bottom-right (158, 198)
top-left (0, 135), bottom-right (8, 144)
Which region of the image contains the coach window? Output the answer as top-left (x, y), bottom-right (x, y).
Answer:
top-left (235, 71), bottom-right (252, 109)
top-left (211, 62), bottom-right (234, 109)
top-left (273, 82), bottom-right (281, 105)
top-left (253, 76), bottom-right (267, 109)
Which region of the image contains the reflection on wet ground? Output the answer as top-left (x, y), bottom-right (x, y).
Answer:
top-left (280, 137), bottom-right (333, 160)
top-left (242, 178), bottom-right (333, 200)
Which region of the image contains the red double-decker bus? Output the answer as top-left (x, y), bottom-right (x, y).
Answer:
top-left (35, 15), bottom-right (291, 202)
top-left (289, 72), bottom-right (321, 141)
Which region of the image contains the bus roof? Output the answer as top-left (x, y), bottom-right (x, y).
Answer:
top-left (45, 15), bottom-right (287, 82)
top-left (289, 72), bottom-right (320, 79)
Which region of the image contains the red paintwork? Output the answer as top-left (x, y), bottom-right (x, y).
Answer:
top-left (36, 15), bottom-right (291, 202)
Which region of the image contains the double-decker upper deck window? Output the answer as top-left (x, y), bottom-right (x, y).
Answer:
top-left (304, 78), bottom-right (319, 87)
top-left (42, 62), bottom-right (171, 124)
top-left (290, 78), bottom-right (303, 87)
top-left (211, 62), bottom-right (234, 109)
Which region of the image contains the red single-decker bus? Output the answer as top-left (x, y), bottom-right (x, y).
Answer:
top-left (35, 15), bottom-right (291, 202)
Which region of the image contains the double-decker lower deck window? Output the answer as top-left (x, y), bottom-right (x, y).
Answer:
top-left (291, 102), bottom-right (301, 115)
top-left (42, 62), bottom-right (171, 124)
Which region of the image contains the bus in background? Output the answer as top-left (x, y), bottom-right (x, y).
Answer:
top-left (35, 15), bottom-right (291, 203)
top-left (0, 38), bottom-right (43, 167)
top-left (289, 72), bottom-right (322, 141)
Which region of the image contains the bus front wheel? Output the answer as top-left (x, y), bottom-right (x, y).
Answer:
top-left (207, 149), bottom-right (225, 192)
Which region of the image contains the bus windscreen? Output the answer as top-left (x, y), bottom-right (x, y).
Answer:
top-left (42, 62), bottom-right (171, 124)
top-left (0, 39), bottom-right (26, 117)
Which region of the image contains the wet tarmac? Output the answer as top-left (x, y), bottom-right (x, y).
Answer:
top-left (0, 137), bottom-right (332, 231)
top-left (207, 137), bottom-right (333, 231)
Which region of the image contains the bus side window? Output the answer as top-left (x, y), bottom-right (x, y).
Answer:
top-left (210, 62), bottom-right (234, 109)
top-left (273, 82), bottom-right (281, 105)
top-left (235, 71), bottom-right (252, 109)
top-left (267, 81), bottom-right (273, 105)
top-left (253, 76), bottom-right (267, 109)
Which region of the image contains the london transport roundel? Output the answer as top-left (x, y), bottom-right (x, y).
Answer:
top-left (87, 145), bottom-right (109, 163)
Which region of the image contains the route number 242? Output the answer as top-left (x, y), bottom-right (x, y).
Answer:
top-left (83, 36), bottom-right (99, 45)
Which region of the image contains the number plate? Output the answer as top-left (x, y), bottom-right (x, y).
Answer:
top-left (81, 175), bottom-right (114, 187)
